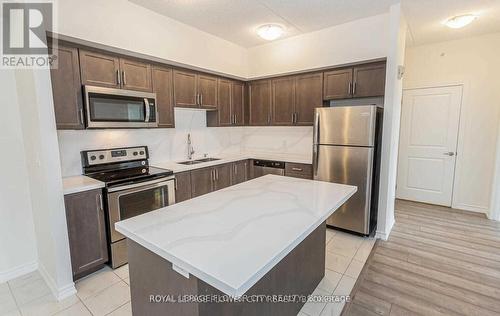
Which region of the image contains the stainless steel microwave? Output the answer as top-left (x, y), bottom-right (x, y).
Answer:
top-left (84, 86), bottom-right (158, 128)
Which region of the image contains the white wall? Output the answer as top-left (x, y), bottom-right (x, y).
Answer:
top-left (14, 69), bottom-right (75, 300)
top-left (404, 33), bottom-right (500, 215)
top-left (0, 70), bottom-right (38, 283)
top-left (376, 4), bottom-right (407, 240)
top-left (54, 0), bottom-right (248, 78)
top-left (247, 14), bottom-right (390, 78)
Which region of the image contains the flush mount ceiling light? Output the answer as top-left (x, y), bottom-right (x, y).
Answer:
top-left (257, 24), bottom-right (285, 41)
top-left (444, 14), bottom-right (478, 29)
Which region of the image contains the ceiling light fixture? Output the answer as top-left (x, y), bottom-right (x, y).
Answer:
top-left (257, 24), bottom-right (285, 41)
top-left (444, 14), bottom-right (477, 29)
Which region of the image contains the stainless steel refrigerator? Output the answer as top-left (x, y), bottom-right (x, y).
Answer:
top-left (313, 105), bottom-right (383, 235)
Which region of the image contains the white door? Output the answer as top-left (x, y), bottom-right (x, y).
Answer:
top-left (396, 86), bottom-right (462, 206)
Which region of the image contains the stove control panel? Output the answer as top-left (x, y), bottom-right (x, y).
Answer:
top-left (82, 146), bottom-right (148, 166)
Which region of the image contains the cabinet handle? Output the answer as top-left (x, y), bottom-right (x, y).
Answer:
top-left (116, 70), bottom-right (121, 85)
top-left (79, 108), bottom-right (84, 125)
top-left (216, 169), bottom-right (219, 180)
top-left (234, 164), bottom-right (237, 175)
top-left (197, 94), bottom-right (200, 106)
top-left (174, 178), bottom-right (178, 190)
top-left (233, 114), bottom-right (236, 125)
top-left (267, 113), bottom-right (271, 125)
top-left (211, 169), bottom-right (215, 181)
top-left (98, 194), bottom-right (104, 212)
top-left (292, 167), bottom-right (303, 171)
top-left (122, 71), bottom-right (126, 86)
top-left (353, 82), bottom-right (357, 95)
top-left (348, 82), bottom-right (352, 95)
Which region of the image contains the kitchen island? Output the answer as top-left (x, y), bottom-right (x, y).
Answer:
top-left (115, 175), bottom-right (356, 316)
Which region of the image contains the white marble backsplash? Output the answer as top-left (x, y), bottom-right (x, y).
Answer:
top-left (57, 108), bottom-right (313, 177)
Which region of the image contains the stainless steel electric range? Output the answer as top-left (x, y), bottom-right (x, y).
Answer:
top-left (81, 146), bottom-right (175, 268)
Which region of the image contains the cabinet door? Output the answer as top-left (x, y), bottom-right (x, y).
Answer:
top-left (217, 79), bottom-right (232, 126)
top-left (214, 164), bottom-right (231, 191)
top-left (191, 168), bottom-right (214, 198)
top-left (49, 44), bottom-right (84, 130)
top-left (249, 80), bottom-right (271, 126)
top-left (173, 70), bottom-right (198, 108)
top-left (323, 68), bottom-right (353, 100)
top-left (152, 66), bottom-right (174, 128)
top-left (353, 63), bottom-right (386, 98)
top-left (232, 81), bottom-right (245, 126)
top-left (79, 50), bottom-right (120, 88)
top-left (64, 189), bottom-right (108, 280)
top-left (198, 75), bottom-right (218, 109)
top-left (174, 171), bottom-right (192, 203)
top-left (285, 162), bottom-right (313, 180)
top-left (272, 77), bottom-right (295, 125)
top-left (119, 58), bottom-right (152, 92)
top-left (231, 160), bottom-right (248, 185)
top-left (295, 73), bottom-right (323, 125)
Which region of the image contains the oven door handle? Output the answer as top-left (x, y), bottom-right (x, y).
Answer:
top-left (144, 98), bottom-right (150, 123)
top-left (107, 176), bottom-right (174, 193)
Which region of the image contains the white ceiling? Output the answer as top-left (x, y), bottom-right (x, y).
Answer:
top-left (129, 0), bottom-right (500, 48)
top-left (403, 0), bottom-right (500, 46)
top-left (128, 0), bottom-right (399, 47)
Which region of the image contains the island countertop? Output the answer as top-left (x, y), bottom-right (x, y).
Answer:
top-left (115, 175), bottom-right (356, 297)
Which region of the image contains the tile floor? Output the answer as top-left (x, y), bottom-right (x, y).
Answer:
top-left (0, 228), bottom-right (374, 316)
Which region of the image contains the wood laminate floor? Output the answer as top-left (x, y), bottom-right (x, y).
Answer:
top-left (342, 199), bottom-right (500, 316)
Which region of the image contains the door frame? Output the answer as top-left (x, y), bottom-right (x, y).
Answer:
top-left (397, 83), bottom-right (465, 210)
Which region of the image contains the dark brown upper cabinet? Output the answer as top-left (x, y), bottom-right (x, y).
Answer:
top-left (49, 43), bottom-right (84, 130)
top-left (207, 79), bottom-right (245, 127)
top-left (270, 73), bottom-right (323, 126)
top-left (323, 68), bottom-right (353, 100)
top-left (272, 77), bottom-right (296, 125)
top-left (119, 58), bottom-right (152, 92)
top-left (64, 189), bottom-right (108, 280)
top-left (173, 70), bottom-right (218, 109)
top-left (248, 80), bottom-right (272, 126)
top-left (173, 70), bottom-right (198, 108)
top-left (352, 63), bottom-right (386, 98)
top-left (152, 66), bottom-right (174, 128)
top-left (232, 81), bottom-right (245, 126)
top-left (323, 63), bottom-right (386, 100)
top-left (198, 75), bottom-right (218, 109)
top-left (295, 73), bottom-right (323, 125)
top-left (80, 50), bottom-right (152, 92)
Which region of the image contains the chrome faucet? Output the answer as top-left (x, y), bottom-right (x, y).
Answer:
top-left (187, 133), bottom-right (195, 160)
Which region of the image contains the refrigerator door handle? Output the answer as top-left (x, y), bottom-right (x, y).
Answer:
top-left (313, 144), bottom-right (319, 177)
top-left (313, 111), bottom-right (320, 145)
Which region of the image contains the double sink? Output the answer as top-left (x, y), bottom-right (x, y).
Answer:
top-left (177, 158), bottom-right (220, 165)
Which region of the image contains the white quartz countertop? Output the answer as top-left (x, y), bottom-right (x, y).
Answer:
top-left (115, 175), bottom-right (356, 297)
top-left (63, 175), bottom-right (105, 195)
top-left (153, 152), bottom-right (312, 173)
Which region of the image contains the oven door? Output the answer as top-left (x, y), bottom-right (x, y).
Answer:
top-left (84, 85), bottom-right (158, 128)
top-left (107, 177), bottom-right (175, 242)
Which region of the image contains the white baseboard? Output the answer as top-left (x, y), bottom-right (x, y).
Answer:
top-left (0, 261), bottom-right (38, 283)
top-left (375, 217), bottom-right (395, 241)
top-left (38, 262), bottom-right (76, 301)
top-left (452, 202), bottom-right (489, 215)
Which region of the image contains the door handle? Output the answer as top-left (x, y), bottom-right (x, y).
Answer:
top-left (122, 71), bottom-right (126, 86)
top-left (79, 108), bottom-right (84, 125)
top-left (444, 152), bottom-right (456, 156)
top-left (174, 178), bottom-right (178, 190)
top-left (313, 111), bottom-right (320, 145)
top-left (216, 169), bottom-right (219, 180)
top-left (292, 167), bottom-right (303, 172)
top-left (353, 82), bottom-right (357, 95)
top-left (97, 194), bottom-right (104, 212)
top-left (267, 113), bottom-right (271, 125)
top-left (200, 94), bottom-right (203, 106)
top-left (348, 82), bottom-right (352, 95)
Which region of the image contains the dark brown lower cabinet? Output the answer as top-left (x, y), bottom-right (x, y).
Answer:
top-left (191, 168), bottom-right (214, 198)
top-left (214, 164), bottom-right (231, 191)
top-left (231, 160), bottom-right (248, 185)
top-left (64, 189), bottom-right (108, 280)
top-left (174, 172), bottom-right (192, 203)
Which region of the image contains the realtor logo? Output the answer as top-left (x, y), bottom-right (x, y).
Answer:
top-left (1, 1), bottom-right (56, 68)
